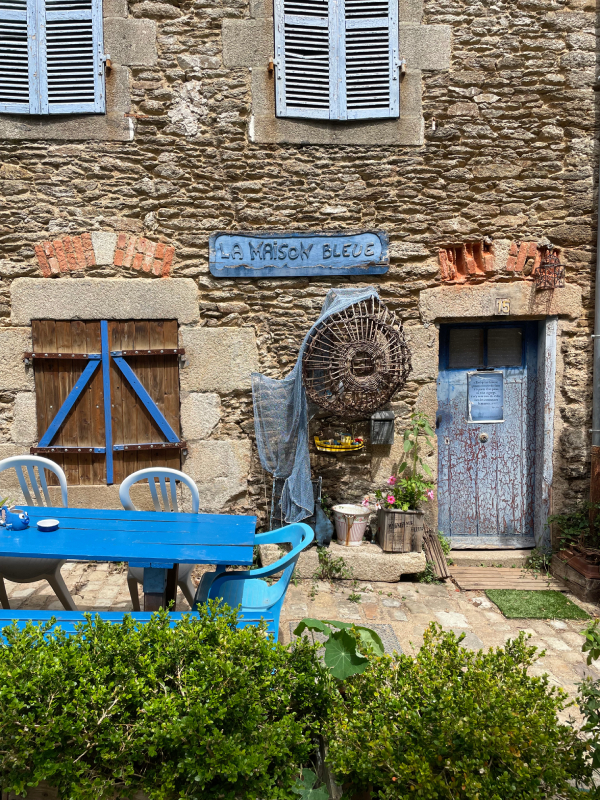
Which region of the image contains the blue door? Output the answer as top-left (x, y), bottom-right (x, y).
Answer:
top-left (436, 322), bottom-right (538, 548)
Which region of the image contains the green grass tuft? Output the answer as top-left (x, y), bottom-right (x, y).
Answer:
top-left (486, 589), bottom-right (590, 620)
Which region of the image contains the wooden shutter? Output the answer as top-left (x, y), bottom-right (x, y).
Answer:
top-left (274, 0), bottom-right (399, 120)
top-left (274, 0), bottom-right (330, 119)
top-left (31, 320), bottom-right (182, 486)
top-left (0, 0), bottom-right (105, 116)
top-left (0, 0), bottom-right (31, 113)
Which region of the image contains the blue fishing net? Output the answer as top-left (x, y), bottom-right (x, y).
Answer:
top-left (252, 286), bottom-right (380, 523)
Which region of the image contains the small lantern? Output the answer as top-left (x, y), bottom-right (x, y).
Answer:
top-left (535, 247), bottom-right (565, 290)
top-left (370, 409), bottom-right (395, 445)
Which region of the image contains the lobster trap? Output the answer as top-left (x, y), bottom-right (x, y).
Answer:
top-left (302, 297), bottom-right (411, 416)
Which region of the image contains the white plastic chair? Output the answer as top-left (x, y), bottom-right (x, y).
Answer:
top-left (119, 468), bottom-right (200, 610)
top-left (0, 456), bottom-right (76, 611)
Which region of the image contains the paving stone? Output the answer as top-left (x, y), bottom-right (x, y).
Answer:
top-left (392, 609), bottom-right (408, 621)
top-left (435, 611), bottom-right (470, 629)
top-left (450, 629), bottom-right (484, 651)
top-left (382, 598), bottom-right (402, 608)
top-left (549, 620), bottom-right (569, 630)
top-left (542, 637), bottom-right (572, 652)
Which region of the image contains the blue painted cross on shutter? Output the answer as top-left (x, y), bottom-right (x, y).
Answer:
top-left (273, 0), bottom-right (399, 120)
top-left (0, 0), bottom-right (106, 115)
top-left (35, 321), bottom-right (182, 485)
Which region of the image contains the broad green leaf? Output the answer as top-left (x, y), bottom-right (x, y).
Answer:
top-left (403, 439), bottom-right (412, 452)
top-left (293, 619), bottom-right (333, 636)
top-left (423, 421), bottom-right (434, 436)
top-left (398, 462), bottom-right (407, 473)
top-left (324, 629), bottom-right (369, 680)
top-left (422, 463), bottom-right (433, 476)
top-left (356, 627), bottom-right (385, 657)
top-left (292, 769), bottom-right (329, 799)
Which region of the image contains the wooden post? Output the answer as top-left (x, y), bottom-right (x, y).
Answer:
top-left (590, 446), bottom-right (600, 534)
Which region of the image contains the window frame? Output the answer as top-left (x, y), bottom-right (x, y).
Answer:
top-left (440, 322), bottom-right (528, 372)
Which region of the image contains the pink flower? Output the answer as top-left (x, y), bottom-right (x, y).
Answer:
top-left (426, 489), bottom-right (434, 500)
top-left (361, 498), bottom-right (370, 508)
top-left (386, 494), bottom-right (395, 505)
top-left (386, 476), bottom-right (396, 486)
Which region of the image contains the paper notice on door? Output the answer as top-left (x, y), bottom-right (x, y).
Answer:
top-left (467, 371), bottom-right (504, 423)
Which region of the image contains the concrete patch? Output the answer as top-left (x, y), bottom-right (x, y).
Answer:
top-left (11, 278), bottom-right (199, 325)
top-left (0, 328), bottom-right (33, 390)
top-left (180, 327), bottom-right (259, 393)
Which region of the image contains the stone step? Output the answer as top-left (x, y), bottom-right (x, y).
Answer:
top-left (449, 549), bottom-right (532, 568)
top-left (259, 540), bottom-right (426, 583)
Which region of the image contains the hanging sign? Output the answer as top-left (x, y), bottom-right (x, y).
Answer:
top-left (209, 231), bottom-right (389, 278)
top-left (467, 371), bottom-right (504, 423)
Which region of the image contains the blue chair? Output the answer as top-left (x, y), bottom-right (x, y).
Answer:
top-left (194, 522), bottom-right (313, 641)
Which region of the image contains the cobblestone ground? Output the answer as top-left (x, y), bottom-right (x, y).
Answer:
top-left (6, 564), bottom-right (599, 714)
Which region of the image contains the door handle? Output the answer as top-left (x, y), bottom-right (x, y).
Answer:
top-left (479, 432), bottom-right (489, 443)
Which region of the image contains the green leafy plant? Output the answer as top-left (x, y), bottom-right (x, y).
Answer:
top-left (437, 530), bottom-right (453, 565)
top-left (294, 619), bottom-right (384, 681)
top-left (583, 619), bottom-right (600, 665)
top-left (347, 592), bottom-right (361, 603)
top-left (325, 624), bottom-right (591, 799)
top-left (525, 546), bottom-right (553, 577)
top-left (0, 603), bottom-right (331, 800)
top-left (292, 768), bottom-right (328, 800)
top-left (548, 501), bottom-right (600, 551)
top-left (417, 560), bottom-right (439, 584)
top-left (579, 620), bottom-right (600, 776)
top-left (373, 412), bottom-right (435, 511)
top-left (312, 547), bottom-right (353, 582)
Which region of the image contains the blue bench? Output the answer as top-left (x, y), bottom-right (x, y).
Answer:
top-left (0, 610), bottom-right (277, 638)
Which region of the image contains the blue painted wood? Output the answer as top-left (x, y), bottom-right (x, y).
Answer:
top-left (330, 0), bottom-right (346, 120)
top-left (143, 567), bottom-right (167, 594)
top-left (209, 230), bottom-right (389, 278)
top-left (100, 321), bottom-right (114, 485)
top-left (0, 610), bottom-right (276, 638)
top-left (38, 359), bottom-right (100, 447)
top-left (201, 523), bottom-right (313, 640)
top-left (113, 357), bottom-right (180, 443)
top-left (437, 323), bottom-right (538, 548)
top-left (0, 506), bottom-right (256, 566)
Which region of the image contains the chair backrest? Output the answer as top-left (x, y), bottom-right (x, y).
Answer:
top-left (119, 468), bottom-right (200, 513)
top-left (0, 456), bottom-right (68, 507)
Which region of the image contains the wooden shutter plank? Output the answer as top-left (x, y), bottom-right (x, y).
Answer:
top-left (133, 321), bottom-right (152, 473)
top-left (163, 320), bottom-right (181, 471)
top-left (85, 321), bottom-right (105, 485)
top-left (55, 320), bottom-right (79, 486)
top-left (148, 321), bottom-right (165, 471)
top-left (120, 321), bottom-right (139, 480)
top-left (72, 320), bottom-right (93, 485)
top-left (109, 321), bottom-right (124, 485)
top-left (39, 321), bottom-right (62, 484)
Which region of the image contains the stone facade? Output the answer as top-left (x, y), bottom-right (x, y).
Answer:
top-left (0, 0), bottom-right (596, 533)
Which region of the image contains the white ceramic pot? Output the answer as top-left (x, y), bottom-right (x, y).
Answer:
top-left (332, 504), bottom-right (370, 547)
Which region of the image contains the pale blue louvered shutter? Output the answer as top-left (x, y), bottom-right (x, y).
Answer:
top-left (0, 0), bottom-right (105, 115)
top-left (273, 0), bottom-right (399, 121)
top-left (274, 0), bottom-right (330, 119)
top-left (0, 0), bottom-right (32, 113)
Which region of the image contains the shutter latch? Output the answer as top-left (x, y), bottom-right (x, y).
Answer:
top-left (268, 57), bottom-right (278, 75)
top-left (393, 58), bottom-right (406, 80)
top-left (100, 52), bottom-right (111, 74)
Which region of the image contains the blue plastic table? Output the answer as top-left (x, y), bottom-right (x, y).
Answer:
top-left (0, 506), bottom-right (256, 611)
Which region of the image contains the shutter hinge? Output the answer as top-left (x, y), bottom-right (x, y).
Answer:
top-left (268, 57), bottom-right (278, 74)
top-left (393, 57), bottom-right (405, 80)
top-left (101, 53), bottom-right (111, 74)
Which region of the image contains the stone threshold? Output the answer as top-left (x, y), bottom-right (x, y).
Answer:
top-left (259, 540), bottom-right (426, 582)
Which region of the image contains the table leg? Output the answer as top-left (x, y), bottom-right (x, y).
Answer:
top-left (165, 564), bottom-right (179, 610)
top-left (143, 567), bottom-right (167, 612)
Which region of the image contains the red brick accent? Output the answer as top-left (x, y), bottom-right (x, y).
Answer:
top-left (35, 232), bottom-right (175, 277)
top-left (35, 235), bottom-right (96, 275)
top-left (112, 234), bottom-right (175, 277)
top-left (439, 239), bottom-right (545, 283)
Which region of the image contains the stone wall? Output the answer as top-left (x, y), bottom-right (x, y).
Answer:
top-left (0, 0), bottom-right (596, 528)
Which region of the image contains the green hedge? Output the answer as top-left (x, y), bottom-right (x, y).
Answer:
top-left (0, 604), bottom-right (330, 800)
top-left (324, 624), bottom-right (591, 800)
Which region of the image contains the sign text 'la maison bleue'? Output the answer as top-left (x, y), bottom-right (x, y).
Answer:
top-left (209, 231), bottom-right (389, 278)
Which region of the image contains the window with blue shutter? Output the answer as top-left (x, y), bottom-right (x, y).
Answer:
top-left (0, 0), bottom-right (106, 115)
top-left (274, 0), bottom-right (399, 121)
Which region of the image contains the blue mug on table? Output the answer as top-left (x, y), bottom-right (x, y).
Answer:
top-left (1, 505), bottom-right (30, 531)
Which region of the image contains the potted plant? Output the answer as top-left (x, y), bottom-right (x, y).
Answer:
top-left (550, 502), bottom-right (600, 602)
top-left (367, 411), bottom-right (435, 553)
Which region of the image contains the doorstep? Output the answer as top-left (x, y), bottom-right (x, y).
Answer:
top-left (259, 540), bottom-right (426, 582)
top-left (449, 549), bottom-right (532, 568)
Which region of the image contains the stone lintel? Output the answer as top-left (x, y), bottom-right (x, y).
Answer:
top-left (260, 540), bottom-right (427, 581)
top-left (10, 278), bottom-right (199, 325)
top-left (419, 281), bottom-right (583, 323)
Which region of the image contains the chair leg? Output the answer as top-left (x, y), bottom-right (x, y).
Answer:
top-left (0, 577), bottom-right (10, 610)
top-left (128, 574), bottom-right (141, 612)
top-left (47, 571), bottom-right (78, 611)
top-left (179, 571), bottom-right (196, 609)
